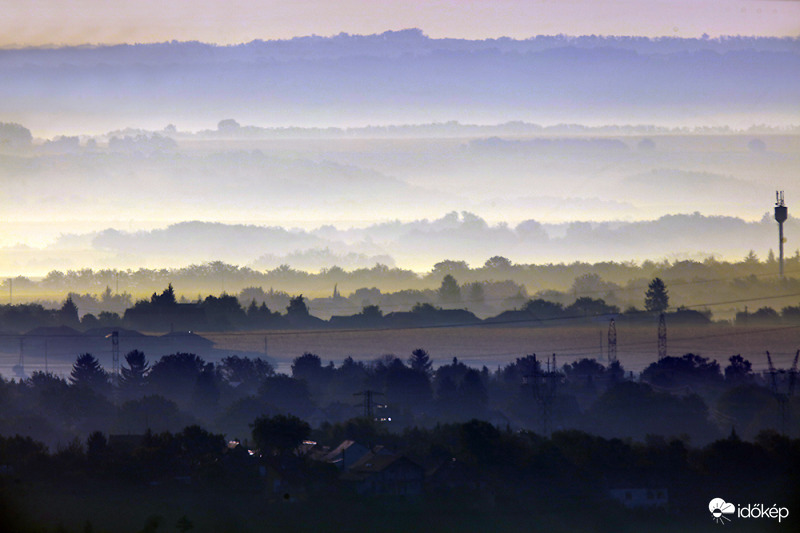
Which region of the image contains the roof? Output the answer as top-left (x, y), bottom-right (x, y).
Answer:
top-left (321, 440), bottom-right (363, 463)
top-left (159, 331), bottom-right (214, 346)
top-left (83, 327), bottom-right (147, 338)
top-left (23, 325), bottom-right (84, 337)
top-left (344, 452), bottom-right (423, 478)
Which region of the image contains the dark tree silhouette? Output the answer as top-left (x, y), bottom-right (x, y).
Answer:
top-left (522, 299), bottom-right (565, 319)
top-left (219, 355), bottom-right (274, 393)
top-left (58, 295), bottom-right (80, 327)
top-left (645, 277), bottom-right (669, 313)
top-left (484, 255), bottom-right (513, 270)
top-left (458, 368), bottom-right (488, 418)
top-left (466, 282), bottom-right (485, 305)
top-left (148, 353), bottom-right (209, 404)
top-left (408, 348), bottom-right (433, 377)
top-left (120, 350), bottom-right (149, 396)
top-left (250, 414), bottom-right (310, 456)
top-left (176, 425), bottom-right (225, 473)
top-left (590, 381), bottom-right (719, 442)
top-left (201, 294), bottom-right (246, 329)
top-left (565, 297), bottom-right (619, 317)
top-left (258, 375), bottom-right (314, 416)
top-left (360, 304), bottom-right (383, 319)
top-left (151, 283), bottom-right (177, 307)
top-left (724, 354), bottom-right (754, 385)
top-left (460, 419), bottom-right (502, 464)
top-left (438, 274), bottom-right (461, 304)
top-left (86, 431), bottom-right (109, 468)
top-left (291, 352), bottom-right (333, 389)
top-left (286, 294), bottom-right (309, 316)
top-left (117, 395), bottom-right (188, 434)
top-left (69, 353), bottom-right (108, 392)
top-left (641, 353), bottom-right (723, 388)
top-left (291, 352), bottom-right (323, 379)
top-left (384, 358), bottom-right (432, 413)
top-left (191, 367), bottom-right (221, 417)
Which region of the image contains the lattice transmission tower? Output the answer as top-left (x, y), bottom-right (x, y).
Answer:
top-left (608, 318), bottom-right (617, 363)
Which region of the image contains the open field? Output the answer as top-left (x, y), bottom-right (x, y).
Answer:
top-left (205, 323), bottom-right (800, 374)
top-left (2, 323), bottom-right (797, 379)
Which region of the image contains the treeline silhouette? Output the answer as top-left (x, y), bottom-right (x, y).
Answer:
top-left (3, 253), bottom-right (800, 326)
top-left (1, 350), bottom-right (798, 532)
top-left (4, 31), bottom-right (797, 68)
top-left (2, 424), bottom-right (798, 532)
top-left (3, 345), bottom-right (798, 450)
top-left (1, 280), bottom-right (799, 336)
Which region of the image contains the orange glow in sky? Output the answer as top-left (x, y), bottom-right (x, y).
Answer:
top-left (3, 0), bottom-right (799, 47)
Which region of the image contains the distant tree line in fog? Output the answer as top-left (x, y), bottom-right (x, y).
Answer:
top-left (3, 253), bottom-right (800, 325)
top-left (2, 343), bottom-right (798, 452)
top-left (3, 312), bottom-right (799, 530)
top-left (2, 344), bottom-right (798, 533)
top-left (2, 276), bottom-right (800, 334)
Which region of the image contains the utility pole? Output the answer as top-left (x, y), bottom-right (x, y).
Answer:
top-left (658, 313), bottom-right (667, 360)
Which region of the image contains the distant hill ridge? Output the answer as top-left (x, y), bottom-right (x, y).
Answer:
top-left (2, 29), bottom-right (799, 65)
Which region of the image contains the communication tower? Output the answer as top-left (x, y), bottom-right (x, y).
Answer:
top-left (775, 191), bottom-right (788, 278)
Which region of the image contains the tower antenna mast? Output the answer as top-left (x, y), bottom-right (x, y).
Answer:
top-left (775, 191), bottom-right (788, 278)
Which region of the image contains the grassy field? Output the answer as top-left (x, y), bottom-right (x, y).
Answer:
top-left (204, 322), bottom-right (800, 374)
top-left (1, 322), bottom-right (796, 379)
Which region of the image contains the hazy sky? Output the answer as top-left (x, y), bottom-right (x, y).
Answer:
top-left (3, 0), bottom-right (799, 47)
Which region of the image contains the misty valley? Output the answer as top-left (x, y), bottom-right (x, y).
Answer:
top-left (1, 29), bottom-right (799, 533)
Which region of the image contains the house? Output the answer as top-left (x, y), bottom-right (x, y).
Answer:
top-left (320, 440), bottom-right (369, 470)
top-left (21, 325), bottom-right (86, 360)
top-left (158, 331), bottom-right (215, 357)
top-left (341, 451), bottom-right (425, 496)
